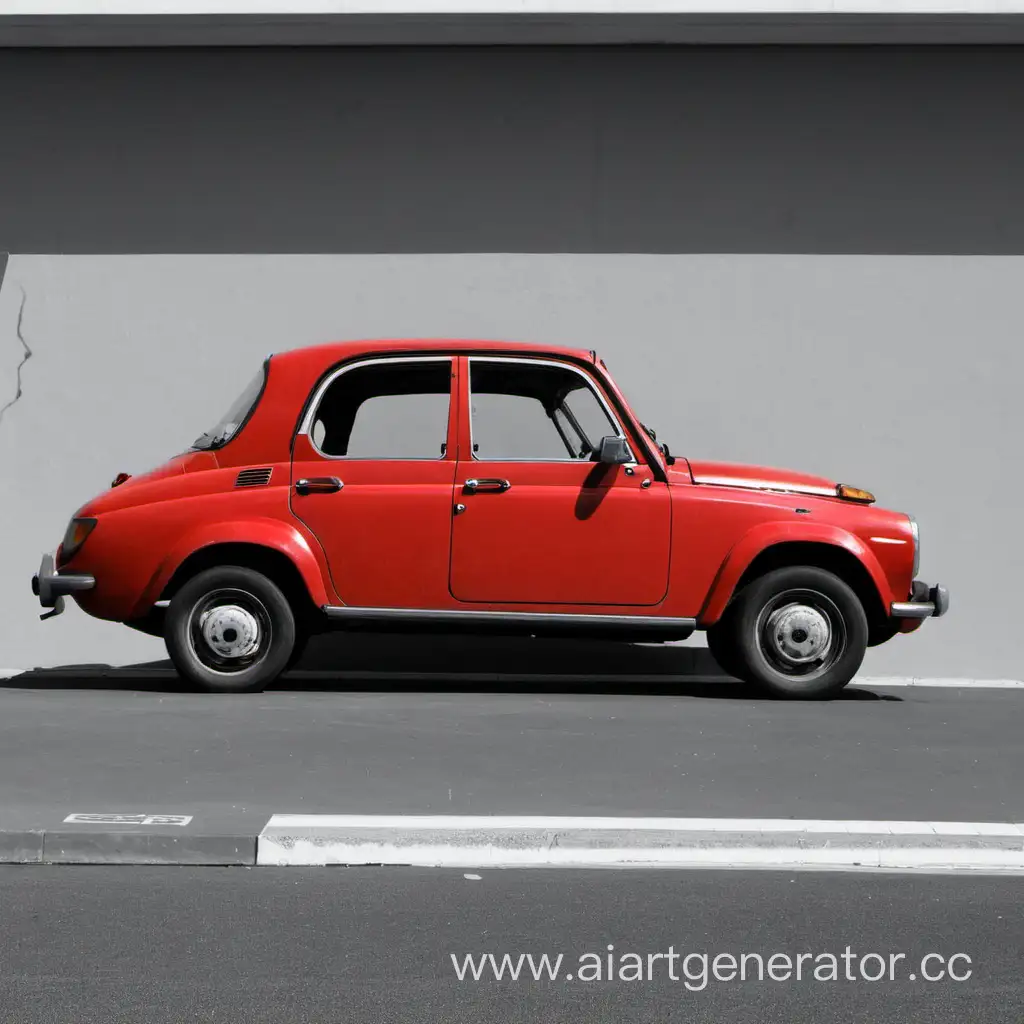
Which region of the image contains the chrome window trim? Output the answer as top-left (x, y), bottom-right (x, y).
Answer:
top-left (466, 355), bottom-right (637, 465)
top-left (297, 355), bottom-right (454, 462)
top-left (694, 475), bottom-right (836, 497)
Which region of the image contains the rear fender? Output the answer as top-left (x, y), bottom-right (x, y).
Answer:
top-left (132, 517), bottom-right (335, 617)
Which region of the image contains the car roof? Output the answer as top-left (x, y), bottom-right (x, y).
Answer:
top-left (270, 338), bottom-right (596, 372)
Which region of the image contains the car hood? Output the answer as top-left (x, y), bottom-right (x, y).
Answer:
top-left (686, 459), bottom-right (838, 498)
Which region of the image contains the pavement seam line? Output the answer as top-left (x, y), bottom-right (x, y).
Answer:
top-left (0, 670), bottom-right (1022, 688)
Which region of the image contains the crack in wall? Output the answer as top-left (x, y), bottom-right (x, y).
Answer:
top-left (0, 285), bottom-right (31, 426)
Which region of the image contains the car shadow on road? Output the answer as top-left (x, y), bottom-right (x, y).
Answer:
top-left (2, 633), bottom-right (902, 701)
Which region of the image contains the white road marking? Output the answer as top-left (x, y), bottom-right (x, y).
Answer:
top-left (261, 815), bottom-right (1024, 835)
top-left (63, 813), bottom-right (193, 826)
top-left (257, 815), bottom-right (1024, 872)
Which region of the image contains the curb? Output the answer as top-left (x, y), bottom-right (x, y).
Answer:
top-left (256, 816), bottom-right (1024, 872)
top-left (3, 817), bottom-right (1024, 870)
top-left (0, 830), bottom-right (255, 865)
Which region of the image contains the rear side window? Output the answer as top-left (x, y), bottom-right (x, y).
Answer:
top-left (191, 362), bottom-right (267, 451)
top-left (308, 359), bottom-right (452, 460)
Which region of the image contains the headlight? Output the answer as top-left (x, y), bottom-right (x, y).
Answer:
top-left (61, 517), bottom-right (97, 561)
top-left (907, 514), bottom-right (920, 578)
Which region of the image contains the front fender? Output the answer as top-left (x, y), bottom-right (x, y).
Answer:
top-left (133, 517), bottom-right (336, 616)
top-left (699, 520), bottom-right (893, 625)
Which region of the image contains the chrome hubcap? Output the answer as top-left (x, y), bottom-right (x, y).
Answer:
top-left (199, 604), bottom-right (261, 660)
top-left (187, 587), bottom-right (272, 674)
top-left (755, 587), bottom-right (847, 679)
top-left (766, 603), bottom-right (831, 665)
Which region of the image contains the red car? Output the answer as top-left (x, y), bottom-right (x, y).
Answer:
top-left (32, 339), bottom-right (948, 698)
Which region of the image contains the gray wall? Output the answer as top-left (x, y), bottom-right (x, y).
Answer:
top-left (1, 45), bottom-right (1021, 677)
top-left (2, 46), bottom-right (1024, 254)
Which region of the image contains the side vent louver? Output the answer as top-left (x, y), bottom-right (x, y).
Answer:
top-left (235, 467), bottom-right (273, 488)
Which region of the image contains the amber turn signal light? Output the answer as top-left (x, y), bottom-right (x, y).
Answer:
top-left (837, 484), bottom-right (875, 504)
top-left (61, 517), bottom-right (97, 561)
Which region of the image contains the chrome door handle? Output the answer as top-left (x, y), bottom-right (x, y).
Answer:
top-left (463, 478), bottom-right (511, 493)
top-left (295, 476), bottom-right (343, 495)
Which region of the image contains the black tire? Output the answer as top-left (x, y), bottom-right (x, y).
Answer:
top-left (727, 566), bottom-right (869, 700)
top-left (704, 608), bottom-right (744, 679)
top-left (164, 565), bottom-right (296, 694)
top-left (283, 628), bottom-right (309, 674)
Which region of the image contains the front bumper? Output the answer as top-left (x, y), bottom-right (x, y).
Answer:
top-left (31, 553), bottom-right (95, 620)
top-left (890, 579), bottom-right (950, 620)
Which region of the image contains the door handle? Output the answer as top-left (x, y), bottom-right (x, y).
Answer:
top-left (295, 476), bottom-right (343, 495)
top-left (463, 478), bottom-right (511, 494)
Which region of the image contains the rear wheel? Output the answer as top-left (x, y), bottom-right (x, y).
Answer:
top-left (727, 566), bottom-right (868, 699)
top-left (164, 566), bottom-right (296, 693)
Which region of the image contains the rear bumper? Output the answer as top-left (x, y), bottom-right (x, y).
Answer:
top-left (890, 579), bottom-right (950, 620)
top-left (31, 553), bottom-right (95, 620)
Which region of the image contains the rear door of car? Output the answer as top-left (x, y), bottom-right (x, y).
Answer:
top-left (290, 355), bottom-right (459, 608)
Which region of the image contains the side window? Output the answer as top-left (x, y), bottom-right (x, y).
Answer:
top-left (309, 359), bottom-right (452, 459)
top-left (469, 359), bottom-right (626, 461)
top-left (471, 392), bottom-right (569, 460)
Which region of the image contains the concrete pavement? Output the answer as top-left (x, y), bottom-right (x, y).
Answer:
top-left (0, 867), bottom-right (1019, 1023)
top-left (0, 634), bottom-right (1021, 864)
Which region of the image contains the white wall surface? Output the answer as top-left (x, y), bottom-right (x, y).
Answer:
top-left (0, 253), bottom-right (1018, 675)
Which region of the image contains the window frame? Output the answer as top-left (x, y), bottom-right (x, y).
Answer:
top-left (296, 355), bottom-right (457, 462)
top-left (465, 356), bottom-right (637, 465)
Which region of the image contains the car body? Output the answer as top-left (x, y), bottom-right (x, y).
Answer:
top-left (32, 338), bottom-right (948, 697)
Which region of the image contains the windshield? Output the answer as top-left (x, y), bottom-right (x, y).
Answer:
top-left (598, 357), bottom-right (677, 465)
top-left (190, 362), bottom-right (268, 451)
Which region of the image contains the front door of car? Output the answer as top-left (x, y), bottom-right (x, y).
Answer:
top-left (290, 355), bottom-right (458, 608)
top-left (449, 356), bottom-right (672, 607)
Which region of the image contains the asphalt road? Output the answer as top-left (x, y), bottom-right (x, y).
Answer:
top-left (0, 867), bottom-right (1019, 1023)
top-left (1, 635), bottom-right (1022, 836)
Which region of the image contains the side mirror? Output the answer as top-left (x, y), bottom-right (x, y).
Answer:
top-left (596, 435), bottom-right (633, 465)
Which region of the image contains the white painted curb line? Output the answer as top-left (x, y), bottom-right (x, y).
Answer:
top-left (262, 815), bottom-right (1024, 834)
top-left (257, 816), bottom-right (1024, 871)
top-left (864, 677), bottom-right (1024, 689)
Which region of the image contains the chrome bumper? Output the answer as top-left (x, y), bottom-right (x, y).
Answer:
top-left (31, 553), bottom-right (95, 620)
top-left (891, 579), bottom-right (950, 620)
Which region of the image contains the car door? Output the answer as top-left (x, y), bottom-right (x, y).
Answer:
top-left (449, 355), bottom-right (672, 607)
top-left (290, 355), bottom-right (458, 608)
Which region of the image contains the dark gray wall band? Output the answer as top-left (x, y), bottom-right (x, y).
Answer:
top-left (1, 45), bottom-right (1023, 254)
top-left (6, 14), bottom-right (1024, 47)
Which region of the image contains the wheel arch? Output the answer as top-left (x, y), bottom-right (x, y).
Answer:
top-left (157, 542), bottom-right (326, 632)
top-left (701, 531), bottom-right (892, 645)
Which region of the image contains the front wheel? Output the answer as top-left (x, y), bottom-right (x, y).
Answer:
top-left (164, 566), bottom-right (296, 693)
top-left (727, 566), bottom-right (869, 700)
top-left (704, 608), bottom-right (744, 679)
